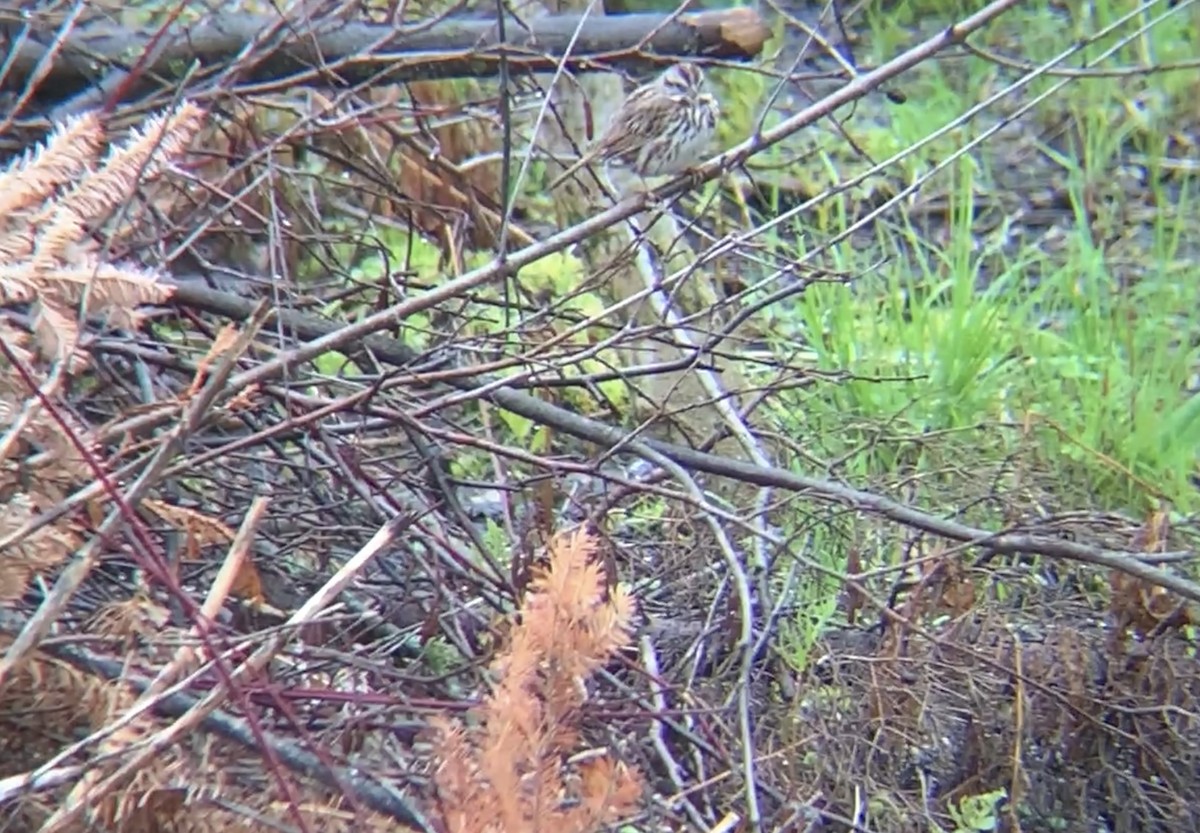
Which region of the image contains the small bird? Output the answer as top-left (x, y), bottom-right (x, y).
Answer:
top-left (548, 63), bottom-right (720, 190)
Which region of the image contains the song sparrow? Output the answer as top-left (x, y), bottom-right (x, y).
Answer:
top-left (548, 63), bottom-right (720, 190)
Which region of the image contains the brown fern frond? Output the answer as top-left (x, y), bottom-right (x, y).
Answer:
top-left (0, 361), bottom-right (103, 495)
top-left (46, 678), bottom-right (181, 833)
top-left (0, 112), bottom-right (104, 224)
top-left (520, 528), bottom-right (635, 688)
top-left (0, 103), bottom-right (198, 373)
top-left (88, 594), bottom-right (172, 645)
top-left (4, 234), bottom-right (175, 328)
top-left (48, 259), bottom-right (169, 326)
top-left (0, 320), bottom-right (34, 364)
top-left (37, 103), bottom-right (204, 266)
top-left (31, 300), bottom-right (83, 368)
top-left (0, 267), bottom-right (37, 303)
top-left (0, 493), bottom-right (82, 603)
top-left (0, 637), bottom-right (126, 775)
top-left (142, 499), bottom-right (237, 547)
top-left (571, 757), bottom-right (642, 829)
top-left (432, 526), bottom-right (641, 833)
top-left (31, 208), bottom-right (88, 270)
top-left (0, 105), bottom-right (199, 626)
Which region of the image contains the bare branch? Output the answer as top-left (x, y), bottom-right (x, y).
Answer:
top-left (2, 9), bottom-right (771, 107)
top-left (162, 277), bottom-right (1200, 604)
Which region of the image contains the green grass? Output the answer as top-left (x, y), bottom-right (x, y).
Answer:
top-left (777, 219), bottom-right (1200, 501)
top-left (722, 0), bottom-right (1200, 676)
top-left (549, 0), bottom-right (1198, 824)
top-left (342, 0), bottom-right (1197, 587)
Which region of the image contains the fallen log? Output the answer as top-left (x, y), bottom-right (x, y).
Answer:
top-left (0, 8), bottom-right (770, 110)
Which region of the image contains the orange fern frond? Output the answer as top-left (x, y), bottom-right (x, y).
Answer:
top-left (431, 526), bottom-right (641, 833)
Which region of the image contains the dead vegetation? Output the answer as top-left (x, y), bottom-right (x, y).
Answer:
top-left (2, 4), bottom-right (1200, 833)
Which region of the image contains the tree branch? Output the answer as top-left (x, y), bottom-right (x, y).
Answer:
top-left (162, 278), bottom-right (1200, 605)
top-left (1, 8), bottom-right (770, 108)
top-left (0, 611), bottom-right (435, 832)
